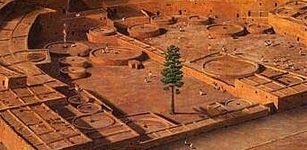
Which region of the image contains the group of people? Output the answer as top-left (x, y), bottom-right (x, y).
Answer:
top-left (184, 138), bottom-right (196, 149)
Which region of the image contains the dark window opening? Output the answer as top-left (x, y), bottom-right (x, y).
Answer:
top-left (179, 10), bottom-right (183, 15)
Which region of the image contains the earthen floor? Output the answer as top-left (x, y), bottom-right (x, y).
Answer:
top-left (155, 105), bottom-right (307, 150)
top-left (144, 23), bottom-right (307, 76)
top-left (74, 60), bottom-right (235, 124)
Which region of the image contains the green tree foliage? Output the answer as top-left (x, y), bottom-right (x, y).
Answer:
top-left (161, 45), bottom-right (184, 114)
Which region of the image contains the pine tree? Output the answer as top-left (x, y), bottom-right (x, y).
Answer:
top-left (161, 45), bottom-right (184, 114)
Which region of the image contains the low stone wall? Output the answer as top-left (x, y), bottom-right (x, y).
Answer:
top-left (268, 13), bottom-right (306, 43)
top-left (0, 117), bottom-right (34, 150)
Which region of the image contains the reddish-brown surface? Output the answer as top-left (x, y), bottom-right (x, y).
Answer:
top-left (155, 105), bottom-right (307, 150)
top-left (75, 60), bottom-right (235, 123)
top-left (0, 0), bottom-right (306, 149)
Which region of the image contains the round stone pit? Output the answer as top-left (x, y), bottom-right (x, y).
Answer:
top-left (58, 56), bottom-right (88, 67)
top-left (27, 52), bottom-right (47, 63)
top-left (60, 66), bottom-right (88, 79)
top-left (45, 41), bottom-right (90, 56)
top-left (128, 24), bottom-right (161, 39)
top-left (77, 103), bottom-right (102, 114)
top-left (202, 56), bottom-right (259, 79)
top-left (248, 23), bottom-right (274, 34)
top-left (89, 27), bottom-right (116, 37)
top-left (224, 99), bottom-right (252, 111)
top-left (207, 23), bottom-right (245, 38)
top-left (284, 1), bottom-right (307, 10)
top-left (72, 113), bottom-right (116, 130)
top-left (188, 15), bottom-right (211, 25)
top-left (89, 47), bottom-right (143, 66)
top-left (151, 16), bottom-right (176, 26)
top-left (275, 7), bottom-right (299, 18)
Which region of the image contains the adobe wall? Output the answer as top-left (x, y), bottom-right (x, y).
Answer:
top-left (105, 0), bottom-right (290, 23)
top-left (0, 1), bottom-right (16, 24)
top-left (33, 11), bottom-right (107, 46)
top-left (19, 0), bottom-right (68, 12)
top-left (0, 117), bottom-right (34, 150)
top-left (69, 0), bottom-right (103, 12)
top-left (234, 79), bottom-right (279, 107)
top-left (268, 13), bottom-right (307, 43)
top-left (278, 91), bottom-right (307, 110)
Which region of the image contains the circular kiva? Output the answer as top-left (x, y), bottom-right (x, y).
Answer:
top-left (72, 113), bottom-right (116, 130)
top-left (292, 12), bottom-right (307, 24)
top-left (127, 118), bottom-right (171, 131)
top-left (45, 41), bottom-right (90, 56)
top-left (297, 13), bottom-right (307, 25)
top-left (77, 103), bottom-right (102, 114)
top-left (284, 1), bottom-right (307, 10)
top-left (151, 16), bottom-right (176, 26)
top-left (89, 47), bottom-right (143, 66)
top-left (114, 16), bottom-right (150, 30)
top-left (247, 23), bottom-right (274, 34)
top-left (188, 15), bottom-right (211, 25)
top-left (207, 24), bottom-right (245, 38)
top-left (67, 95), bottom-right (84, 106)
top-left (128, 24), bottom-right (161, 39)
top-left (60, 66), bottom-right (69, 75)
top-left (275, 7), bottom-right (299, 18)
top-left (88, 26), bottom-right (116, 37)
top-left (60, 66), bottom-right (87, 79)
top-left (202, 56), bottom-right (259, 79)
top-left (58, 56), bottom-right (88, 67)
top-left (224, 99), bottom-right (252, 111)
top-left (27, 52), bottom-right (46, 62)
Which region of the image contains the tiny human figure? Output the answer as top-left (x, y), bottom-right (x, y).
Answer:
top-left (74, 84), bottom-right (83, 95)
top-left (208, 34), bottom-right (213, 39)
top-left (156, 11), bottom-right (160, 16)
top-left (121, 17), bottom-right (126, 22)
top-left (71, 44), bottom-right (76, 47)
top-left (75, 12), bottom-right (80, 17)
top-left (144, 77), bottom-right (149, 83)
top-left (221, 87), bottom-right (226, 93)
top-left (284, 63), bottom-right (290, 69)
top-left (148, 71), bottom-right (153, 79)
top-left (105, 43), bottom-right (110, 53)
top-left (179, 27), bottom-right (184, 32)
top-left (299, 50), bottom-right (305, 56)
top-left (184, 138), bottom-right (189, 145)
top-left (213, 82), bottom-right (220, 90)
top-left (63, 23), bottom-right (68, 48)
top-left (291, 66), bottom-right (295, 70)
top-left (189, 143), bottom-right (196, 149)
top-left (260, 56), bottom-right (265, 62)
top-left (207, 44), bottom-right (212, 51)
top-left (264, 40), bottom-right (271, 46)
top-left (199, 89), bottom-right (206, 96)
top-left (221, 45), bottom-right (227, 52)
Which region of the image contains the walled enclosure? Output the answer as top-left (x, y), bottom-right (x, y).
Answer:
top-left (0, 0), bottom-right (306, 150)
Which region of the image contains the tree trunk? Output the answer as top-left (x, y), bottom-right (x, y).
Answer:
top-left (170, 86), bottom-right (175, 114)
